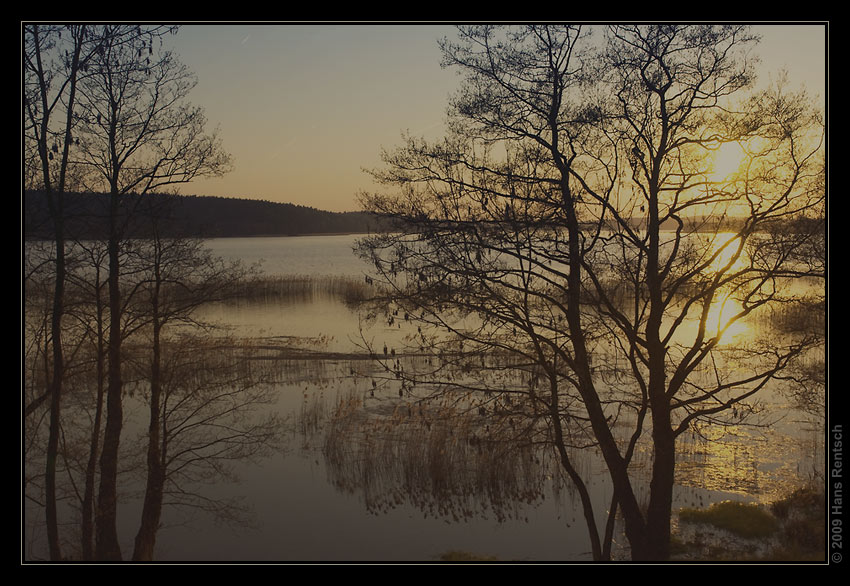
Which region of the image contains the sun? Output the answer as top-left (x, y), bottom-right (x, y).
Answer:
top-left (707, 141), bottom-right (746, 183)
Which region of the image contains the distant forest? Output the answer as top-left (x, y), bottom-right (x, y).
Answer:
top-left (23, 191), bottom-right (385, 240)
top-left (23, 190), bottom-right (821, 242)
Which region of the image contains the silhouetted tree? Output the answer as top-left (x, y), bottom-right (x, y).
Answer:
top-left (126, 198), bottom-right (257, 560)
top-left (66, 24), bottom-right (232, 560)
top-left (23, 237), bottom-right (111, 561)
top-left (67, 239), bottom-right (110, 560)
top-left (130, 335), bottom-right (282, 555)
top-left (357, 24), bottom-right (825, 560)
top-left (23, 206), bottom-right (278, 561)
top-left (23, 24), bottom-right (100, 560)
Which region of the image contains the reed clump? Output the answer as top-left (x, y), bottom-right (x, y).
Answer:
top-left (230, 274), bottom-right (376, 307)
top-left (320, 389), bottom-right (550, 523)
top-left (759, 296), bottom-right (824, 335)
top-left (767, 486), bottom-right (825, 560)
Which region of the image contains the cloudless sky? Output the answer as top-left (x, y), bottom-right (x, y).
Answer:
top-left (163, 23), bottom-right (827, 213)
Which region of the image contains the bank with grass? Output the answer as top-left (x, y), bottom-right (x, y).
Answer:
top-left (672, 487), bottom-right (825, 561)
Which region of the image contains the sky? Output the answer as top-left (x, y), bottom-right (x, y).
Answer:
top-left (162, 23), bottom-right (828, 213)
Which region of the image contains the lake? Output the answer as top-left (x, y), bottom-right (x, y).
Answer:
top-left (23, 234), bottom-right (824, 562)
top-left (154, 235), bottom-right (824, 561)
top-left (137, 235), bottom-right (603, 561)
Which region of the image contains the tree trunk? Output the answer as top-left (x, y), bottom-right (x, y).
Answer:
top-left (557, 172), bottom-right (650, 559)
top-left (602, 492), bottom-right (619, 560)
top-left (548, 375), bottom-right (604, 560)
top-left (132, 392), bottom-right (165, 561)
top-left (82, 301), bottom-right (105, 561)
top-left (645, 415), bottom-right (675, 560)
top-left (133, 291), bottom-right (164, 561)
top-left (642, 312), bottom-right (674, 562)
top-left (96, 193), bottom-right (124, 561)
top-left (639, 325), bottom-right (675, 561)
top-left (641, 154), bottom-right (674, 561)
top-left (44, 197), bottom-right (64, 561)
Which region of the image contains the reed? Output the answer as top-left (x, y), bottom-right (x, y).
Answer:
top-left (757, 296), bottom-right (824, 335)
top-left (229, 274), bottom-right (376, 307)
top-left (319, 389), bottom-right (553, 522)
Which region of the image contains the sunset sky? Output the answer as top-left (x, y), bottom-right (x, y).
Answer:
top-left (163, 23), bottom-right (827, 213)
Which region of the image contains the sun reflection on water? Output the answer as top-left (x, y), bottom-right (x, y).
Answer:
top-left (706, 291), bottom-right (750, 344)
top-left (709, 232), bottom-right (747, 274)
top-left (704, 233), bottom-right (751, 343)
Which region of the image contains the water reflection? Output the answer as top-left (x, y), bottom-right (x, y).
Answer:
top-left (318, 390), bottom-right (553, 523)
top-left (706, 292), bottom-right (749, 343)
top-left (675, 420), bottom-right (823, 501)
top-left (283, 342), bottom-right (824, 551)
top-left (153, 355), bottom-right (607, 561)
top-left (703, 233), bottom-right (751, 343)
top-left (708, 233), bottom-right (747, 274)
top-left (190, 238), bottom-right (824, 560)
top-left (24, 235), bottom-right (824, 561)
top-left (23, 332), bottom-right (286, 561)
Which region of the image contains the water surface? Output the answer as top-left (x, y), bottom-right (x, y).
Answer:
top-left (154, 234), bottom-right (822, 561)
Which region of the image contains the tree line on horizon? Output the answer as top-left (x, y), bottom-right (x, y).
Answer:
top-left (24, 189), bottom-right (822, 243)
top-left (24, 190), bottom-right (383, 240)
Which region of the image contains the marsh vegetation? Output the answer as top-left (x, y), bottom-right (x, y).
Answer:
top-left (672, 487), bottom-right (825, 561)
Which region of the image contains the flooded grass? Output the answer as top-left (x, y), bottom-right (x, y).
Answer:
top-left (767, 487), bottom-right (826, 560)
top-left (313, 386), bottom-right (556, 524)
top-left (759, 295), bottom-right (825, 336)
top-left (229, 274), bottom-right (375, 307)
top-left (673, 487), bottom-right (826, 561)
top-left (679, 500), bottom-right (779, 539)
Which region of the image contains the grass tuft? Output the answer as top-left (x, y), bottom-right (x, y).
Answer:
top-left (678, 500), bottom-right (779, 539)
top-left (674, 488), bottom-right (826, 561)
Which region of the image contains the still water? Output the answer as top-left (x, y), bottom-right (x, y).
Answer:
top-left (144, 235), bottom-right (823, 561)
top-left (162, 235), bottom-right (593, 561)
top-left (206, 234), bottom-right (374, 279)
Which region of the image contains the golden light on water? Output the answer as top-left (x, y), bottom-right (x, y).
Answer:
top-left (709, 233), bottom-right (747, 274)
top-left (706, 291), bottom-right (749, 343)
top-left (705, 233), bottom-right (750, 343)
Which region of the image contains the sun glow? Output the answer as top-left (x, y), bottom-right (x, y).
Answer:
top-left (707, 141), bottom-right (746, 183)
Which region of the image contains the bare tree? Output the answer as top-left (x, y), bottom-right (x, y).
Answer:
top-left (124, 198), bottom-right (258, 560)
top-left (357, 24), bottom-right (824, 560)
top-left (23, 237), bottom-right (111, 561)
top-left (23, 207), bottom-right (277, 561)
top-left (66, 25), bottom-right (232, 560)
top-left (23, 24), bottom-right (100, 560)
top-left (143, 337), bottom-right (282, 543)
top-left (593, 26), bottom-right (824, 559)
top-left (66, 239), bottom-right (110, 560)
